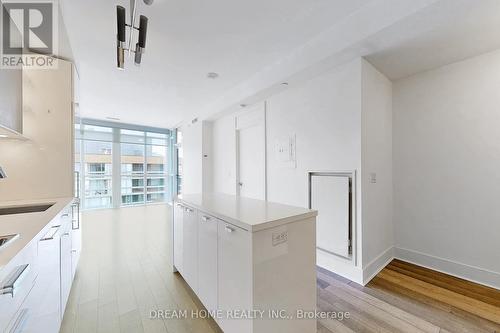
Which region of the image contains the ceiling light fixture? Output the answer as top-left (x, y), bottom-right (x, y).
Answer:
top-left (0, 134), bottom-right (8, 138)
top-left (116, 0), bottom-right (151, 69)
top-left (207, 72), bottom-right (219, 79)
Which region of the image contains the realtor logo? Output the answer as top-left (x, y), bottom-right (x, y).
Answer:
top-left (1, 0), bottom-right (58, 68)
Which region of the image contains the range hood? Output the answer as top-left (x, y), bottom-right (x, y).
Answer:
top-left (0, 67), bottom-right (27, 140)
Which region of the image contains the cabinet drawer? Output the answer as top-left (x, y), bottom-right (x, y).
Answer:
top-left (0, 241), bottom-right (38, 332)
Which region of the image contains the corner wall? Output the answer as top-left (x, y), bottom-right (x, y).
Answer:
top-left (393, 49), bottom-right (500, 288)
top-left (360, 59), bottom-right (394, 283)
top-left (209, 58), bottom-right (394, 284)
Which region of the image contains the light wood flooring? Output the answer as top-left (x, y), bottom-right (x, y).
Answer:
top-left (61, 205), bottom-right (500, 333)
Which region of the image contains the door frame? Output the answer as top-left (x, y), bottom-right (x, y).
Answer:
top-left (235, 102), bottom-right (267, 200)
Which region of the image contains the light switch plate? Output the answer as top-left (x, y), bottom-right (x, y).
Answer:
top-left (272, 231), bottom-right (288, 246)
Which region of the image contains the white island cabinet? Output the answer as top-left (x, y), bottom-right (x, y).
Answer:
top-left (173, 193), bottom-right (317, 333)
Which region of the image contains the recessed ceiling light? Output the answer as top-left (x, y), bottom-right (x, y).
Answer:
top-left (0, 134), bottom-right (8, 138)
top-left (207, 72), bottom-right (219, 79)
top-left (106, 117), bottom-right (121, 121)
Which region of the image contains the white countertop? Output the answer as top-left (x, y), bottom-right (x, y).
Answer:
top-left (178, 193), bottom-right (317, 232)
top-left (0, 197), bottom-right (74, 271)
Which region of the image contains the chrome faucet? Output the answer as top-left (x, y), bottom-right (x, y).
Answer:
top-left (0, 166), bottom-right (6, 179)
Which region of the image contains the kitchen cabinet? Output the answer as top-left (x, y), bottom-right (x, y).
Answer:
top-left (60, 214), bottom-right (73, 316)
top-left (197, 213), bottom-right (219, 314)
top-left (217, 220), bottom-right (252, 333)
top-left (11, 222), bottom-right (63, 332)
top-left (173, 202), bottom-right (184, 273)
top-left (0, 241), bottom-right (37, 332)
top-left (182, 205), bottom-right (198, 292)
top-left (1, 201), bottom-right (77, 333)
top-left (174, 194), bottom-right (317, 333)
top-left (71, 202), bottom-right (82, 279)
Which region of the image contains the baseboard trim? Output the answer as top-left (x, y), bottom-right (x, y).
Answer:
top-left (317, 250), bottom-right (364, 285)
top-left (394, 247), bottom-right (500, 290)
top-left (362, 246), bottom-right (394, 285)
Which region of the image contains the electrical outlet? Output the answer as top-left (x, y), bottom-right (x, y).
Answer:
top-left (272, 231), bottom-right (288, 246)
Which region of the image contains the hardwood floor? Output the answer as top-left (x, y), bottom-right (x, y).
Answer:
top-left (317, 261), bottom-right (500, 333)
top-left (61, 205), bottom-right (500, 333)
top-left (60, 204), bottom-right (222, 333)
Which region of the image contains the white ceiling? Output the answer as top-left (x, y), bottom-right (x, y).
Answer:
top-left (61, 0), bottom-right (500, 128)
top-left (60, 0), bottom-right (369, 128)
top-left (365, 0), bottom-right (500, 80)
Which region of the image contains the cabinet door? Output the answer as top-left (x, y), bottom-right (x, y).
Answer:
top-left (197, 213), bottom-right (218, 313)
top-left (173, 203), bottom-right (184, 273)
top-left (218, 221), bottom-right (253, 333)
top-left (0, 241), bottom-right (37, 332)
top-left (12, 225), bottom-right (62, 333)
top-left (182, 206), bottom-right (198, 292)
top-left (71, 203), bottom-right (82, 279)
top-left (60, 221), bottom-right (73, 317)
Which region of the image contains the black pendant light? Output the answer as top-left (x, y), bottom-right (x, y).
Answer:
top-left (116, 0), bottom-right (151, 69)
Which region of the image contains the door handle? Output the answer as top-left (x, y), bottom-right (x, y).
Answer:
top-left (0, 264), bottom-right (30, 297)
top-left (225, 225), bottom-right (235, 233)
top-left (40, 225), bottom-right (61, 241)
top-left (201, 216), bottom-right (211, 222)
top-left (238, 182), bottom-right (243, 187)
top-left (72, 203), bottom-right (80, 230)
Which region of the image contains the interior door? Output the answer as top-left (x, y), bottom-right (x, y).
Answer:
top-left (237, 105), bottom-right (266, 200)
top-left (311, 174), bottom-right (351, 259)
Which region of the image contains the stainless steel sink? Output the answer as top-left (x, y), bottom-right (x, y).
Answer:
top-left (0, 203), bottom-right (54, 216)
top-left (0, 234), bottom-right (19, 248)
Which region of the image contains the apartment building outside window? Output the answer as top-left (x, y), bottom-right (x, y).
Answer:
top-left (75, 119), bottom-right (173, 210)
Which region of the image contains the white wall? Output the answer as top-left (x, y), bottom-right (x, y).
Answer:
top-left (267, 59), bottom-right (365, 283)
top-left (393, 49), bottom-right (500, 288)
top-left (182, 121), bottom-right (203, 194)
top-left (182, 120), bottom-right (212, 195)
top-left (210, 58), bottom-right (375, 283)
top-left (360, 59), bottom-right (394, 282)
top-left (0, 59), bottom-right (74, 201)
top-left (212, 114), bottom-right (237, 195)
top-left (266, 60), bottom-right (362, 209)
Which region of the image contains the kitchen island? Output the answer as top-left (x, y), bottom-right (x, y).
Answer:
top-left (173, 193), bottom-right (317, 333)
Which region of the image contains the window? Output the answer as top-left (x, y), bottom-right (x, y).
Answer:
top-left (75, 120), bottom-right (172, 210)
top-left (83, 139), bottom-right (113, 209)
top-left (146, 136), bottom-right (168, 203)
top-left (121, 140), bottom-right (146, 206)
